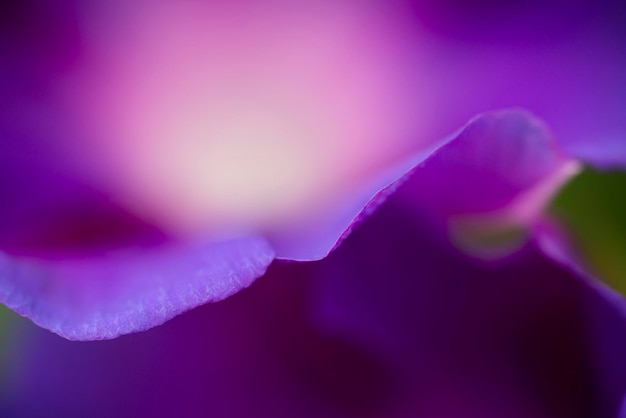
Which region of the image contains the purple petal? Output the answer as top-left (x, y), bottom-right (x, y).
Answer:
top-left (398, 109), bottom-right (575, 220)
top-left (273, 109), bottom-right (575, 261)
top-left (0, 237), bottom-right (274, 340)
top-left (268, 144), bottom-right (438, 261)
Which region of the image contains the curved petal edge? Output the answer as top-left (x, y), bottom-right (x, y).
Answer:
top-left (0, 236), bottom-right (275, 340)
top-left (275, 108), bottom-right (576, 261)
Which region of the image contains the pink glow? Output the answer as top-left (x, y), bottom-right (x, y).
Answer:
top-left (61, 0), bottom-right (431, 238)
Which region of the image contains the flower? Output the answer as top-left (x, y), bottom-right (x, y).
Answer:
top-left (1, 1), bottom-right (626, 417)
top-left (3, 124), bottom-right (626, 416)
top-left (0, 103), bottom-right (581, 340)
top-left (1, 0), bottom-right (623, 340)
top-left (1, 0), bottom-right (425, 338)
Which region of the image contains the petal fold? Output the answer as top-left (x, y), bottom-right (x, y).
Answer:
top-left (398, 109), bottom-right (575, 220)
top-left (273, 109), bottom-right (577, 261)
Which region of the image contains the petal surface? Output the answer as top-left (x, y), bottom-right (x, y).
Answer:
top-left (0, 237), bottom-right (274, 340)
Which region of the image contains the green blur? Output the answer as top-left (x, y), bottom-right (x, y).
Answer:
top-left (550, 168), bottom-right (626, 293)
top-left (0, 304), bottom-right (18, 398)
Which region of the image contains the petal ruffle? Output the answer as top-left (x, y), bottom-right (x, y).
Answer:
top-left (0, 237), bottom-right (274, 340)
top-left (272, 109), bottom-right (577, 261)
top-left (397, 109), bottom-right (576, 221)
top-left (268, 145), bottom-right (436, 261)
